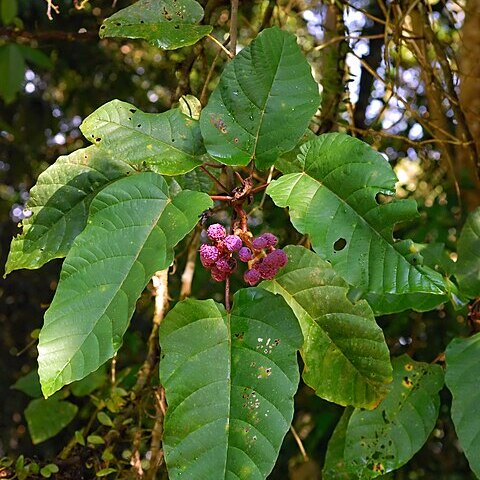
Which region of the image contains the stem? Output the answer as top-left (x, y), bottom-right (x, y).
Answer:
top-left (207, 34), bottom-right (234, 59)
top-left (145, 387), bottom-right (167, 480)
top-left (229, 0), bottom-right (239, 56)
top-left (210, 195), bottom-right (233, 201)
top-left (134, 269), bottom-right (169, 394)
top-left (225, 276), bottom-right (231, 312)
top-left (180, 229), bottom-right (201, 300)
top-left (290, 425), bottom-right (308, 462)
top-left (250, 183), bottom-right (269, 194)
top-left (200, 165), bottom-right (230, 193)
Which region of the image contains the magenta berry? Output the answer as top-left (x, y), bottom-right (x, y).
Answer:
top-left (238, 247), bottom-right (253, 262)
top-left (254, 259), bottom-right (278, 280)
top-left (215, 256), bottom-right (237, 273)
top-left (224, 234), bottom-right (242, 252)
top-left (251, 236), bottom-right (269, 250)
top-left (207, 223), bottom-right (226, 241)
top-left (264, 249), bottom-right (288, 268)
top-left (211, 267), bottom-right (228, 282)
top-left (244, 268), bottom-right (261, 286)
top-left (199, 244), bottom-right (220, 266)
top-left (261, 232), bottom-right (278, 247)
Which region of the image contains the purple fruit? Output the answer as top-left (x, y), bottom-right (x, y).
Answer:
top-left (224, 235), bottom-right (242, 252)
top-left (238, 247), bottom-right (253, 262)
top-left (244, 268), bottom-right (261, 286)
top-left (211, 267), bottom-right (228, 282)
top-left (207, 223), bottom-right (227, 241)
top-left (199, 244), bottom-right (220, 266)
top-left (264, 249), bottom-right (288, 268)
top-left (215, 256), bottom-right (237, 273)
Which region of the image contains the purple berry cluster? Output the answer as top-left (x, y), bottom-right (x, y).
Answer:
top-left (242, 233), bottom-right (287, 286)
top-left (200, 224), bottom-right (288, 285)
top-left (200, 224), bottom-right (243, 282)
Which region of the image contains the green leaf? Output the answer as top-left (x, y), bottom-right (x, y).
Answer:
top-left (80, 100), bottom-right (204, 175)
top-left (87, 435), bottom-right (105, 445)
top-left (40, 464), bottom-right (59, 478)
top-left (160, 288), bottom-right (303, 479)
top-left (70, 364), bottom-right (107, 397)
top-left (445, 333), bottom-right (480, 477)
top-left (96, 468), bottom-right (117, 477)
top-left (171, 167), bottom-right (213, 192)
top-left (38, 172), bottom-right (212, 397)
top-left (11, 370), bottom-right (42, 398)
top-left (1, 0), bottom-right (18, 24)
top-left (261, 246), bottom-right (392, 409)
top-left (17, 45), bottom-right (53, 69)
top-left (200, 27), bottom-right (319, 169)
top-left (97, 412), bottom-right (114, 427)
top-left (344, 355), bottom-right (444, 478)
top-left (25, 397), bottom-right (78, 444)
top-left (99, 0), bottom-right (212, 50)
top-left (267, 134), bottom-right (447, 314)
top-left (455, 207), bottom-right (480, 297)
top-left (5, 146), bottom-right (133, 275)
top-left (323, 408), bottom-right (356, 480)
top-left (0, 43), bottom-right (25, 104)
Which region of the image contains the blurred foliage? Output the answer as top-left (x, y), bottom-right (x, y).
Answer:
top-left (0, 0), bottom-right (478, 478)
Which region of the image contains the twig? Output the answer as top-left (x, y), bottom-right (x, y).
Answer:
top-left (45, 0), bottom-right (59, 20)
top-left (207, 34), bottom-right (234, 59)
top-left (134, 269), bottom-right (169, 394)
top-left (111, 353), bottom-right (117, 385)
top-left (180, 229), bottom-right (201, 300)
top-left (145, 387), bottom-right (166, 480)
top-left (200, 165), bottom-right (230, 193)
top-left (290, 425), bottom-right (308, 462)
top-left (225, 276), bottom-right (231, 312)
top-left (130, 428), bottom-right (144, 478)
top-left (229, 0), bottom-right (239, 56)
top-left (0, 27), bottom-right (97, 41)
top-left (210, 195), bottom-right (233, 201)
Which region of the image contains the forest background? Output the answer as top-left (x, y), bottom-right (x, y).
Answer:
top-left (1, 0), bottom-right (480, 478)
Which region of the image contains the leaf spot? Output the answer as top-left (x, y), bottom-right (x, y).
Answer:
top-left (402, 376), bottom-right (413, 388)
top-left (333, 238), bottom-right (347, 252)
top-left (375, 192), bottom-right (393, 205)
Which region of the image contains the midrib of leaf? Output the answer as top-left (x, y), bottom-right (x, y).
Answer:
top-left (266, 275), bottom-right (382, 390)
top-left (287, 171), bottom-right (442, 294)
top-left (251, 35), bottom-right (285, 160)
top-left (47, 197), bottom-right (172, 385)
top-left (223, 310), bottom-right (232, 478)
top-left (92, 111), bottom-right (197, 159)
top-left (220, 34), bottom-right (286, 162)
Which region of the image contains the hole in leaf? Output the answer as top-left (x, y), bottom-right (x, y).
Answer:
top-left (137, 124), bottom-right (141, 128)
top-left (129, 109), bottom-right (137, 113)
top-left (333, 238), bottom-right (346, 252)
top-left (140, 20), bottom-right (145, 24)
top-left (171, 138), bottom-right (175, 142)
top-left (115, 22), bottom-right (121, 26)
top-left (96, 137), bottom-right (101, 142)
top-left (100, 25), bottom-right (106, 29)
top-left (375, 192), bottom-right (393, 204)
top-left (174, 25), bottom-right (180, 29)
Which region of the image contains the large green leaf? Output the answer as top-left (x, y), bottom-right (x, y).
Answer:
top-left (38, 172), bottom-right (212, 397)
top-left (445, 333), bottom-right (480, 477)
top-left (455, 207), bottom-right (480, 298)
top-left (25, 397), bottom-right (78, 444)
top-left (160, 288), bottom-right (303, 479)
top-left (344, 355), bottom-right (444, 478)
top-left (0, 43), bottom-right (25, 103)
top-left (261, 246), bottom-right (392, 409)
top-left (323, 408), bottom-right (355, 480)
top-left (80, 100), bottom-right (204, 175)
top-left (200, 27), bottom-right (319, 169)
top-left (267, 134), bottom-right (447, 314)
top-left (99, 0), bottom-right (212, 50)
top-left (5, 146), bottom-right (133, 275)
